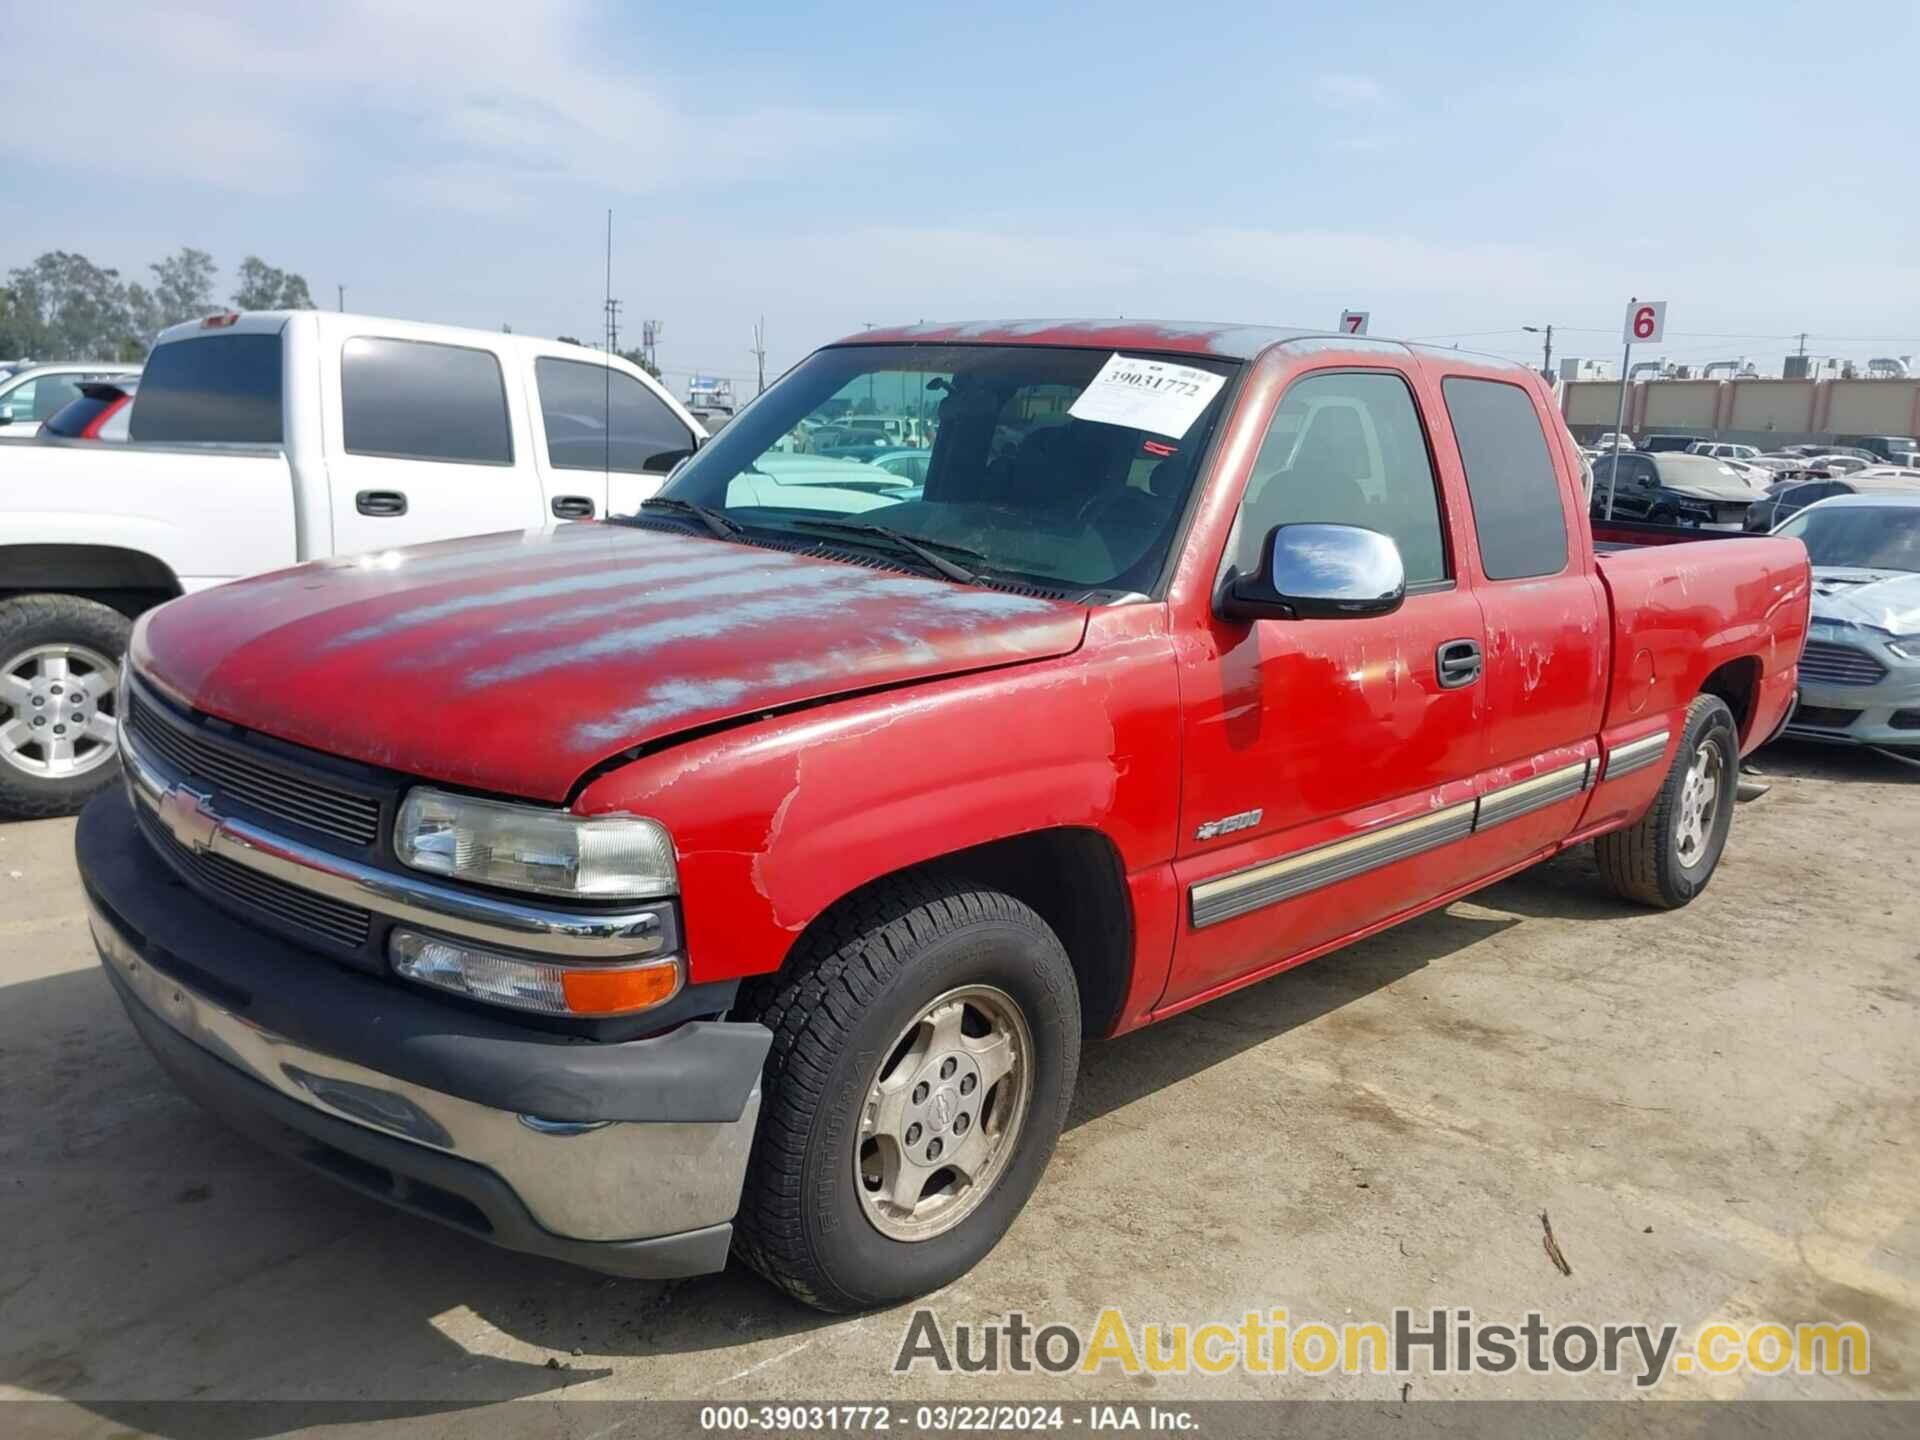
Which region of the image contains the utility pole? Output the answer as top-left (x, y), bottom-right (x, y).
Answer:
top-left (604, 297), bottom-right (622, 356)
top-left (640, 319), bottom-right (662, 372)
top-left (1797, 332), bottom-right (1807, 357)
top-left (336, 285), bottom-right (344, 313)
top-left (1606, 300), bottom-right (1637, 521)
top-left (1524, 324), bottom-right (1553, 379)
top-left (751, 316), bottom-right (767, 395)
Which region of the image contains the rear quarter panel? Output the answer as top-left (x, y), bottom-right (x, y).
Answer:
top-left (0, 445), bottom-right (298, 589)
top-left (1581, 536), bottom-right (1809, 832)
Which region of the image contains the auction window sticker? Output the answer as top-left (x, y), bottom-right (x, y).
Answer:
top-left (1068, 353), bottom-right (1226, 440)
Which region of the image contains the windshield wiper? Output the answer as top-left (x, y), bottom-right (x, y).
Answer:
top-left (782, 518), bottom-right (988, 585)
top-left (638, 496), bottom-right (746, 541)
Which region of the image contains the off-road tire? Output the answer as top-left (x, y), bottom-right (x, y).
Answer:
top-left (0, 594), bottom-right (131, 820)
top-left (1595, 693), bottom-right (1738, 909)
top-left (733, 872), bottom-right (1081, 1312)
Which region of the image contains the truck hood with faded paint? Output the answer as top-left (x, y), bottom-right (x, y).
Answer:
top-left (1808, 567), bottom-right (1920, 638)
top-left (134, 523), bottom-right (1090, 802)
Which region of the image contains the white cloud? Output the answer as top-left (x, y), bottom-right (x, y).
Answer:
top-left (5, 0), bottom-right (896, 204)
top-left (1312, 73), bottom-right (1387, 107)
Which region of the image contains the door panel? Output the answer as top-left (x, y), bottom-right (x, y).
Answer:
top-left (1165, 364), bottom-right (1495, 1010)
top-left (1166, 591), bottom-right (1487, 1007)
top-left (324, 334), bottom-right (544, 554)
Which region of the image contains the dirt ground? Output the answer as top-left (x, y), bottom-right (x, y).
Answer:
top-left (2, 739), bottom-right (1916, 1435)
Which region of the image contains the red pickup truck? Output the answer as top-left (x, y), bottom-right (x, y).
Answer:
top-left (77, 320), bottom-right (1809, 1312)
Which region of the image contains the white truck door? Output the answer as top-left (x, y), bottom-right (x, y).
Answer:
top-left (322, 331), bottom-right (546, 554)
top-left (522, 348), bottom-right (704, 521)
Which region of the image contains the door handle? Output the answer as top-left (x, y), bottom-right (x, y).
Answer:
top-left (1437, 639), bottom-right (1483, 688)
top-left (355, 489), bottom-right (408, 517)
top-left (551, 495), bottom-right (596, 520)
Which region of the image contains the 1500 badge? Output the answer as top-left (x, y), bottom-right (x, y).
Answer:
top-left (1195, 808), bottom-right (1262, 841)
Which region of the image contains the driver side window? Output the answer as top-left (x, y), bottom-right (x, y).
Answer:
top-left (1232, 370), bottom-right (1448, 585)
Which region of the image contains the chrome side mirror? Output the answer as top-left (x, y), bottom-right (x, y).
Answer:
top-left (1217, 523), bottom-right (1406, 622)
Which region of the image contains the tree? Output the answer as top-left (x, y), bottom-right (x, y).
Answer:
top-left (619, 346), bottom-right (662, 380)
top-left (231, 255), bottom-right (315, 311)
top-left (0, 286), bottom-right (33, 359)
top-left (123, 283), bottom-right (162, 357)
top-left (149, 247), bottom-right (218, 329)
top-left (4, 251), bottom-right (135, 359)
top-left (556, 334), bottom-right (583, 346)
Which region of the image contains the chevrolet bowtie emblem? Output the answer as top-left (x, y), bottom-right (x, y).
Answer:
top-left (157, 783), bottom-right (220, 854)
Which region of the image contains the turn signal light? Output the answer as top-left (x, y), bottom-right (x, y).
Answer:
top-left (388, 929), bottom-right (682, 1017)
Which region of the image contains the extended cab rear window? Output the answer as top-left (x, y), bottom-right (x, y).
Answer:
top-left (341, 337), bottom-right (513, 465)
top-left (1442, 377), bottom-right (1569, 580)
top-left (130, 334), bottom-right (284, 444)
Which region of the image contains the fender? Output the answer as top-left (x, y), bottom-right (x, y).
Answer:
top-left (574, 604), bottom-right (1185, 991)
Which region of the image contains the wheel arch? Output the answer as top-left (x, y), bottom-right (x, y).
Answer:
top-left (1699, 655), bottom-right (1762, 745)
top-left (0, 544), bottom-right (184, 620)
top-left (773, 826), bottom-right (1137, 1039)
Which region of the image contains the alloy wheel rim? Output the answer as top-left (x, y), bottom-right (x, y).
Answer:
top-left (854, 983), bottom-right (1035, 1243)
top-left (1674, 739), bottom-right (1723, 867)
top-left (0, 644), bottom-right (119, 780)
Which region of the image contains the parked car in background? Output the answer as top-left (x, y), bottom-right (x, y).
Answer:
top-left (0, 362), bottom-right (140, 439)
top-left (1743, 470), bottom-right (1920, 532)
top-left (1594, 430), bottom-right (1634, 451)
top-left (867, 447), bottom-right (933, 484)
top-left (1804, 454), bottom-right (1872, 475)
top-left (725, 451), bottom-right (919, 512)
top-left (79, 317), bottom-right (1807, 1310)
top-left (0, 310), bottom-right (702, 818)
top-left (1642, 434), bottom-right (1709, 453)
top-left (1774, 493), bottom-right (1920, 751)
top-left (37, 380), bottom-right (138, 443)
top-left (1689, 441), bottom-right (1761, 461)
top-left (1717, 457), bottom-right (1774, 487)
top-left (1590, 450), bottom-right (1763, 527)
top-left (1836, 435), bottom-right (1920, 465)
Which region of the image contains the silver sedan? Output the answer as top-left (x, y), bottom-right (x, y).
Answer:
top-left (1774, 493), bottom-right (1920, 751)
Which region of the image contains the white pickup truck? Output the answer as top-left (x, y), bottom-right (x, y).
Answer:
top-left (0, 310), bottom-right (704, 817)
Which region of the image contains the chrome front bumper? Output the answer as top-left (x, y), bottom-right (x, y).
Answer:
top-left (78, 784), bottom-right (769, 1280)
top-left (92, 895), bottom-right (759, 1247)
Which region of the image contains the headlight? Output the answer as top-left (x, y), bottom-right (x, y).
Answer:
top-left (395, 787), bottom-right (678, 899)
top-left (1888, 638), bottom-right (1920, 661)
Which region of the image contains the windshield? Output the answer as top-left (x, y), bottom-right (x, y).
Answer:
top-left (1777, 505), bottom-right (1920, 571)
top-left (648, 343), bottom-right (1240, 594)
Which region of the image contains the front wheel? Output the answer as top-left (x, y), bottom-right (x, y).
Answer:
top-left (1595, 693), bottom-right (1738, 908)
top-left (0, 594), bottom-right (130, 820)
top-left (733, 874), bottom-right (1081, 1312)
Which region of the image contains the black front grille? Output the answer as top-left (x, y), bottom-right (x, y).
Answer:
top-left (144, 810), bottom-right (372, 950)
top-left (1892, 709), bottom-right (1920, 731)
top-left (1799, 641), bottom-right (1889, 688)
top-left (1791, 704), bottom-right (1860, 730)
top-left (127, 689), bottom-right (383, 847)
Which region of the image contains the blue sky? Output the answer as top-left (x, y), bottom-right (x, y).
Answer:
top-left (6, 1), bottom-right (1918, 389)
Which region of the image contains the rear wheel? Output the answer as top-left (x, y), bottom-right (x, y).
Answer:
top-left (1595, 694), bottom-right (1738, 908)
top-left (733, 873), bottom-right (1080, 1312)
top-left (0, 595), bottom-right (129, 819)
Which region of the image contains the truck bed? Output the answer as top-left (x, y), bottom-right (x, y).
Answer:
top-left (1592, 533), bottom-right (1810, 752)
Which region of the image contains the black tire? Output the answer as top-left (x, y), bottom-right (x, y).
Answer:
top-left (1595, 694), bottom-right (1738, 909)
top-left (733, 872), bottom-right (1081, 1312)
top-left (0, 593), bottom-right (131, 820)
